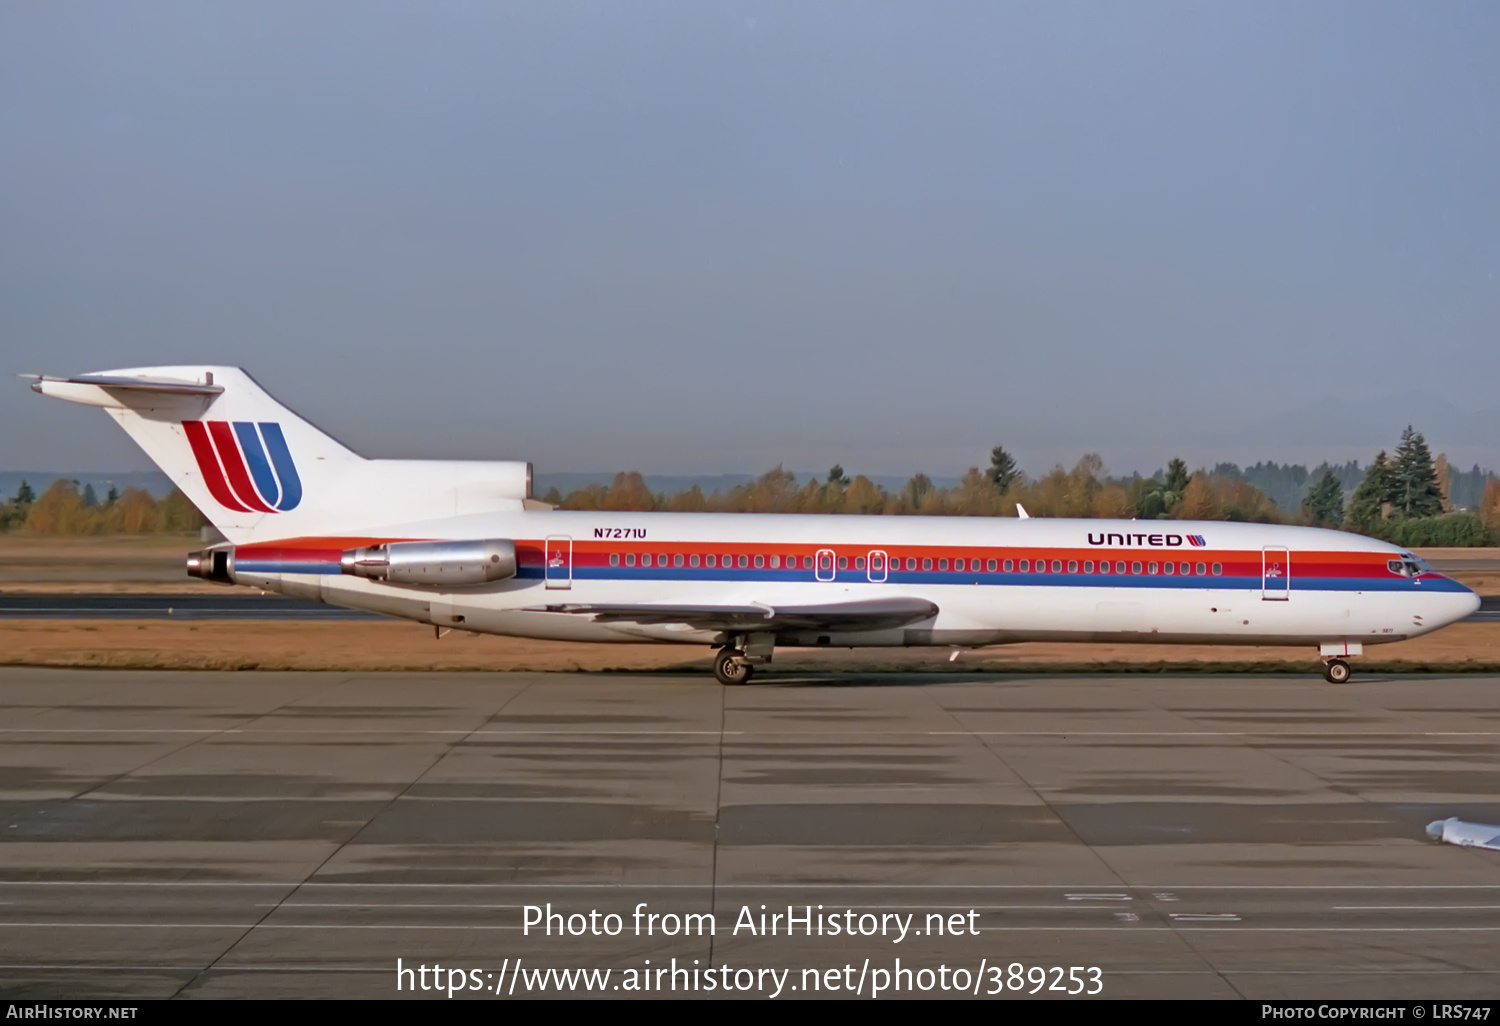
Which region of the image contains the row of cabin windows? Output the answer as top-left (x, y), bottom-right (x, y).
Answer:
top-left (604, 552), bottom-right (1224, 576)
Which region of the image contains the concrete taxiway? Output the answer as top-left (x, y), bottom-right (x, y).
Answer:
top-left (2, 667), bottom-right (1500, 999)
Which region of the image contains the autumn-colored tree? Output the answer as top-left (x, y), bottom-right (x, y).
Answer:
top-left (1434, 453), bottom-right (1452, 512)
top-left (1173, 474), bottom-right (1220, 521)
top-left (1480, 480), bottom-right (1500, 537)
top-left (25, 480), bottom-right (93, 534)
top-left (157, 489), bottom-right (206, 532)
top-left (665, 485), bottom-right (706, 512)
top-left (111, 487), bottom-right (161, 533)
top-left (841, 475), bottom-right (887, 515)
top-left (559, 483), bottom-right (609, 511)
top-left (600, 472), bottom-right (656, 511)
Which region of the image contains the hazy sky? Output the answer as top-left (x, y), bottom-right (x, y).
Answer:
top-left (4, 2), bottom-right (1498, 479)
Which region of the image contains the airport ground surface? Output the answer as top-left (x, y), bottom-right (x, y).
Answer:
top-left (3, 668), bottom-right (1500, 999)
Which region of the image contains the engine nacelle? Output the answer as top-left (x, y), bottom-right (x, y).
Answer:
top-left (340, 539), bottom-right (517, 587)
top-left (186, 547), bottom-right (235, 584)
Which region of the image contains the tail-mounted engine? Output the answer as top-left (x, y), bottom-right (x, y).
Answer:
top-left (186, 547), bottom-right (235, 584)
top-left (340, 539), bottom-right (517, 587)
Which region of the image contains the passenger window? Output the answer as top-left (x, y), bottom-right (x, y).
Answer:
top-left (1004, 559), bottom-right (1014, 572)
top-left (609, 553), bottom-right (620, 567)
top-left (642, 554), bottom-right (653, 567)
top-left (1131, 561), bottom-right (1142, 574)
top-left (1017, 559), bottom-right (1027, 572)
top-left (1100, 561), bottom-right (1111, 574)
top-left (739, 555), bottom-right (749, 569)
top-left (690, 554), bottom-right (700, 568)
top-left (922, 558), bottom-right (933, 571)
top-left (1195, 562), bottom-right (1205, 575)
top-left (1163, 562), bottom-right (1174, 575)
top-left (1083, 560), bottom-right (1093, 573)
top-left (954, 559), bottom-right (965, 571)
top-left (837, 556), bottom-right (848, 570)
top-left (855, 557), bottom-right (866, 570)
top-left (626, 553), bottom-right (636, 567)
top-left (1051, 560), bottom-right (1061, 573)
top-left (705, 554), bottom-right (716, 568)
top-left (1068, 560), bottom-right (1078, 573)
top-left (1148, 562), bottom-right (1157, 574)
top-left (1035, 558), bottom-right (1046, 572)
top-left (674, 554), bottom-right (684, 568)
top-left (754, 555), bottom-right (764, 568)
top-left (987, 559), bottom-right (997, 572)
top-left (1180, 562), bottom-right (1189, 575)
top-left (1211, 562), bottom-right (1223, 576)
top-left (1116, 561), bottom-right (1126, 574)
top-left (769, 555), bottom-right (779, 569)
top-left (938, 559), bottom-right (949, 571)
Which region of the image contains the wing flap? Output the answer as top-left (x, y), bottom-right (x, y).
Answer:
top-left (532, 596), bottom-right (939, 634)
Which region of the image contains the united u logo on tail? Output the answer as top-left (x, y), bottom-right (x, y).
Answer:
top-left (183, 421), bottom-right (302, 513)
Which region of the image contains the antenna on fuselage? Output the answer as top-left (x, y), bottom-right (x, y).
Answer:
top-left (1016, 504), bottom-right (1030, 519)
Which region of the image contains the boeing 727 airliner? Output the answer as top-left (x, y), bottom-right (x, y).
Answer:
top-left (31, 367), bottom-right (1480, 684)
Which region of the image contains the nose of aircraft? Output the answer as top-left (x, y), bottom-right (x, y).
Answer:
top-left (1433, 583), bottom-right (1482, 627)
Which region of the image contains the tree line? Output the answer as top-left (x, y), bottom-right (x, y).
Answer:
top-left (544, 426), bottom-right (1498, 545)
top-left (0, 479), bottom-right (204, 534)
top-left (3, 427), bottom-right (1497, 544)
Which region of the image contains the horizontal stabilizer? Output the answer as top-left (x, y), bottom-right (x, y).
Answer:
top-left (532, 595), bottom-right (939, 633)
top-left (29, 373), bottom-right (224, 401)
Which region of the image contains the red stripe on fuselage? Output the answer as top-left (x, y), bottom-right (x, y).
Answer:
top-left (182, 421), bottom-right (250, 513)
top-left (207, 421), bottom-right (276, 513)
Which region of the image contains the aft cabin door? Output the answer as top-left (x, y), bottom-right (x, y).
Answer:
top-left (545, 536), bottom-right (572, 590)
top-left (1262, 546), bottom-right (1289, 601)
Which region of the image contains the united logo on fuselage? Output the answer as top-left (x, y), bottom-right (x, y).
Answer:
top-left (1087, 532), bottom-right (1208, 547)
top-left (183, 421), bottom-right (302, 513)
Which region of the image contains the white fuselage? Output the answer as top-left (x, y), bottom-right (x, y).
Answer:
top-left (231, 511), bottom-right (1480, 651)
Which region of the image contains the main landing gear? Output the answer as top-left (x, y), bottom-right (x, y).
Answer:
top-left (714, 648), bottom-right (754, 686)
top-left (1322, 659), bottom-right (1351, 684)
top-left (713, 632), bottom-right (774, 685)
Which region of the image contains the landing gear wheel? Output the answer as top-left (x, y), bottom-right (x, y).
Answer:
top-left (1323, 659), bottom-right (1351, 684)
top-left (714, 649), bottom-right (754, 686)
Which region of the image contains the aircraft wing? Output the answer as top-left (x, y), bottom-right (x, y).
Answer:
top-left (532, 595), bottom-right (939, 633)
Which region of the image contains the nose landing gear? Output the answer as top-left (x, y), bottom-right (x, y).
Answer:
top-left (1322, 659), bottom-right (1351, 684)
top-left (1319, 643), bottom-right (1361, 684)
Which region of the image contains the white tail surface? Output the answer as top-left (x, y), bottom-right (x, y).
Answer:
top-left (31, 366), bottom-right (532, 542)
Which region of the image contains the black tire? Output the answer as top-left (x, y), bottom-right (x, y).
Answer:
top-left (714, 649), bottom-right (754, 686)
top-left (1323, 659), bottom-right (1351, 684)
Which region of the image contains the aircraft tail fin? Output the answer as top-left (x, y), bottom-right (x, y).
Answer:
top-left (31, 366), bottom-right (533, 543)
top-left (31, 367), bottom-right (359, 540)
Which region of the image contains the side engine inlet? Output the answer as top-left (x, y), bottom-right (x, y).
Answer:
top-left (340, 539), bottom-right (517, 587)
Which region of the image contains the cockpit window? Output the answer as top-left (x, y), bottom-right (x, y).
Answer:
top-left (1387, 559), bottom-right (1407, 576)
top-left (1405, 561), bottom-right (1423, 577)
